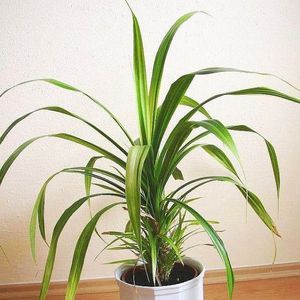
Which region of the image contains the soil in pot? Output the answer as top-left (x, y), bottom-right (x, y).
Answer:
top-left (121, 262), bottom-right (199, 287)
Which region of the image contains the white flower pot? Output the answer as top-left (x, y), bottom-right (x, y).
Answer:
top-left (115, 257), bottom-right (205, 300)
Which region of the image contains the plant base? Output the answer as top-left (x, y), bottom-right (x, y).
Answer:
top-left (115, 257), bottom-right (205, 300)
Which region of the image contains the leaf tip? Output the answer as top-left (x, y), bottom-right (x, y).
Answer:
top-left (273, 226), bottom-right (281, 238)
top-left (124, 0), bottom-right (134, 15)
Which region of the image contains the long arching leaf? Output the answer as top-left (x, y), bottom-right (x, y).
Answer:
top-left (169, 176), bottom-right (280, 236)
top-left (180, 122), bottom-right (281, 202)
top-left (153, 74), bottom-right (194, 152)
top-left (0, 133), bottom-right (126, 185)
top-left (169, 199), bottom-right (234, 299)
top-left (39, 197), bottom-right (124, 300)
top-left (236, 186), bottom-right (280, 237)
top-left (127, 4), bottom-right (149, 144)
top-left (156, 119), bottom-right (240, 187)
top-left (200, 86), bottom-right (300, 107)
top-left (30, 174), bottom-right (56, 261)
top-left (191, 67), bottom-right (299, 91)
top-left (149, 12), bottom-right (199, 128)
top-left (180, 95), bottom-right (212, 119)
top-left (172, 143), bottom-right (240, 181)
top-left (29, 166), bottom-right (125, 261)
top-left (65, 201), bottom-right (124, 300)
top-left (154, 67), bottom-right (299, 153)
top-left (0, 79), bottom-right (134, 145)
top-left (228, 125), bottom-right (280, 199)
top-left (0, 106), bottom-right (127, 155)
top-left (201, 144), bottom-right (240, 179)
top-left (85, 156), bottom-right (103, 216)
top-left (125, 145), bottom-right (150, 247)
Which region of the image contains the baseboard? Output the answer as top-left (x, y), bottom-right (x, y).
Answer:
top-left (204, 262), bottom-right (300, 284)
top-left (1, 262), bottom-right (299, 299)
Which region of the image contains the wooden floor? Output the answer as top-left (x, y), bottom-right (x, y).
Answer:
top-left (205, 276), bottom-right (300, 300)
top-left (77, 277), bottom-right (300, 300)
top-left (14, 276), bottom-right (299, 300)
top-left (88, 277), bottom-right (299, 300)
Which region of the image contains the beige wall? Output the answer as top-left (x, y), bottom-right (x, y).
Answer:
top-left (0, 0), bottom-right (299, 284)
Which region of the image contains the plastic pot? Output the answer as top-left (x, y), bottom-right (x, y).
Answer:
top-left (115, 257), bottom-right (205, 300)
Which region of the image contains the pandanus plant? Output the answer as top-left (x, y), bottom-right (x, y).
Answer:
top-left (1, 4), bottom-right (299, 300)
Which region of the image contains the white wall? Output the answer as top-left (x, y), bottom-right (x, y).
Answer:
top-left (0, 0), bottom-right (299, 284)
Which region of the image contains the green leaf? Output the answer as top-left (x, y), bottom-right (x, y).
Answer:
top-left (94, 237), bottom-right (125, 261)
top-left (84, 156), bottom-right (109, 242)
top-left (169, 175), bottom-right (280, 237)
top-left (181, 123), bottom-right (281, 203)
top-left (169, 199), bottom-right (234, 299)
top-left (85, 157), bottom-right (103, 196)
top-left (193, 120), bottom-right (239, 158)
top-left (266, 141), bottom-right (280, 199)
top-left (200, 86), bottom-right (300, 106)
top-left (0, 136), bottom-right (40, 186)
top-left (157, 119), bottom-right (240, 188)
top-left (156, 120), bottom-right (194, 178)
top-left (148, 233), bottom-right (157, 284)
top-left (191, 67), bottom-right (299, 92)
top-left (165, 144), bottom-right (200, 187)
top-left (43, 79), bottom-right (78, 91)
top-left (54, 133), bottom-right (126, 168)
top-left (66, 202), bottom-right (124, 300)
top-left (92, 183), bottom-right (124, 195)
top-left (125, 145), bottom-right (150, 247)
top-left (85, 156), bottom-right (103, 215)
top-left (37, 194), bottom-right (46, 248)
top-left (153, 74), bottom-right (194, 152)
top-left (0, 79), bottom-right (134, 145)
top-left (0, 106), bottom-right (127, 155)
top-left (201, 144), bottom-right (240, 179)
top-left (180, 95), bottom-right (212, 119)
top-left (30, 170), bottom-right (67, 261)
top-left (125, 220), bottom-right (133, 233)
top-left (228, 125), bottom-right (280, 199)
top-left (149, 12), bottom-right (198, 130)
top-left (160, 235), bottom-right (183, 264)
top-left (105, 259), bottom-right (138, 265)
top-left (102, 231), bottom-right (134, 237)
top-left (29, 166), bottom-right (125, 261)
top-left (236, 187), bottom-right (280, 237)
top-left (110, 166), bottom-right (125, 179)
top-left (172, 167), bottom-right (184, 180)
top-left (154, 67), bottom-right (299, 153)
top-left (39, 194), bottom-right (124, 300)
top-left (31, 168), bottom-right (83, 261)
top-left (67, 169), bottom-right (125, 192)
top-left (130, 9), bottom-right (150, 144)
top-left (0, 133), bottom-right (126, 185)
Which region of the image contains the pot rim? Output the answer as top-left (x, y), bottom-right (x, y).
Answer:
top-left (115, 257), bottom-right (205, 291)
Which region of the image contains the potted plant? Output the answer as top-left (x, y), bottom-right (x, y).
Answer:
top-left (1, 3), bottom-right (299, 300)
